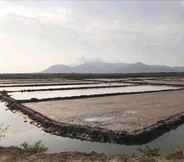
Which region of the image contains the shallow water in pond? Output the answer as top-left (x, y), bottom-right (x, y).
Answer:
top-left (10, 85), bottom-right (179, 100)
top-left (0, 102), bottom-right (184, 155)
top-left (0, 80), bottom-right (97, 87)
top-left (0, 83), bottom-right (131, 92)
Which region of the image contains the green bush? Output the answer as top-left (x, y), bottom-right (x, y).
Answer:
top-left (19, 140), bottom-right (48, 154)
top-left (138, 146), bottom-right (160, 157)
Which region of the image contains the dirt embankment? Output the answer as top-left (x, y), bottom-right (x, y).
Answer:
top-left (0, 147), bottom-right (130, 162)
top-left (0, 147), bottom-right (173, 162)
top-left (1, 147), bottom-right (184, 162)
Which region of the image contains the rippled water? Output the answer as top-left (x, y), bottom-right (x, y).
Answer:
top-left (10, 85), bottom-right (179, 100)
top-left (0, 102), bottom-right (184, 155)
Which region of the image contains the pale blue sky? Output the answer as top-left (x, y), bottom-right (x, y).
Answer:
top-left (0, 0), bottom-right (184, 72)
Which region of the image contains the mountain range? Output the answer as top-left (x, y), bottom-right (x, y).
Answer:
top-left (42, 62), bottom-right (184, 73)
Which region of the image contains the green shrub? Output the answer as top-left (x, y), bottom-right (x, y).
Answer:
top-left (138, 146), bottom-right (160, 157)
top-left (19, 140), bottom-right (48, 154)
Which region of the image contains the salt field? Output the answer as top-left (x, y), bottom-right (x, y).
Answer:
top-left (0, 83), bottom-right (132, 92)
top-left (9, 85), bottom-right (180, 100)
top-left (1, 101), bottom-right (184, 155)
top-left (0, 76), bottom-right (184, 158)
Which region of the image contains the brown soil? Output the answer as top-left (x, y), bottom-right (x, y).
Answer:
top-left (0, 147), bottom-right (174, 162)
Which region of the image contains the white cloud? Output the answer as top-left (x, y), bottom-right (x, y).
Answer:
top-left (0, 1), bottom-right (70, 25)
top-left (181, 0), bottom-right (184, 6)
top-left (0, 0), bottom-right (184, 72)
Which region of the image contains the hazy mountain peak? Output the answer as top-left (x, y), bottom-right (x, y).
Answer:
top-left (42, 62), bottom-right (184, 74)
top-left (135, 62), bottom-right (145, 65)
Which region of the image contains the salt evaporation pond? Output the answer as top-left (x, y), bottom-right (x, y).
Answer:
top-left (0, 83), bottom-right (131, 92)
top-left (0, 82), bottom-right (96, 88)
top-left (0, 102), bottom-right (184, 155)
top-left (10, 85), bottom-right (180, 100)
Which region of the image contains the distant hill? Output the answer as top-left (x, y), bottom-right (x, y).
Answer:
top-left (42, 62), bottom-right (184, 73)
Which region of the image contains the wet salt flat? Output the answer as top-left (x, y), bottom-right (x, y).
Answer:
top-left (24, 90), bottom-right (184, 133)
top-left (0, 83), bottom-right (132, 92)
top-left (0, 79), bottom-right (90, 84)
top-left (0, 81), bottom-right (70, 86)
top-left (86, 78), bottom-right (128, 82)
top-left (0, 81), bottom-right (96, 87)
top-left (10, 85), bottom-right (180, 100)
top-left (1, 101), bottom-right (184, 155)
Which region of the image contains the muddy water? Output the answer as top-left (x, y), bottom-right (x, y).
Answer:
top-left (0, 83), bottom-right (132, 92)
top-left (10, 85), bottom-right (180, 100)
top-left (0, 102), bottom-right (184, 155)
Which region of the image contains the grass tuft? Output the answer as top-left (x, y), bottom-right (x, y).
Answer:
top-left (19, 140), bottom-right (48, 154)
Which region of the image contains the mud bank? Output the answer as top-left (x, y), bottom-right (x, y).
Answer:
top-left (0, 147), bottom-right (126, 162)
top-left (1, 91), bottom-right (184, 145)
top-left (1, 146), bottom-right (184, 162)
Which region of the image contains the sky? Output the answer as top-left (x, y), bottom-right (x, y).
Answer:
top-left (0, 0), bottom-right (184, 73)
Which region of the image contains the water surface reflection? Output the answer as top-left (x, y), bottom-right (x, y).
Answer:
top-left (0, 102), bottom-right (184, 155)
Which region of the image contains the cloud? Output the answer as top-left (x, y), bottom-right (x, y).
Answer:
top-left (181, 0), bottom-right (184, 6)
top-left (0, 0), bottom-right (184, 72)
top-left (0, 1), bottom-right (70, 25)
